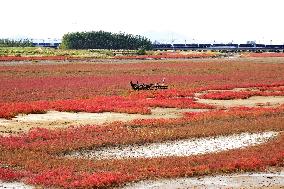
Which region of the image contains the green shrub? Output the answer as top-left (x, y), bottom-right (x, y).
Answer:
top-left (137, 48), bottom-right (147, 55)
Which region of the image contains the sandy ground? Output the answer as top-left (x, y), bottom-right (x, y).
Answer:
top-left (66, 131), bottom-right (278, 160)
top-left (194, 85), bottom-right (284, 108)
top-left (122, 171), bottom-right (284, 189)
top-left (197, 96), bottom-right (284, 108)
top-left (65, 131), bottom-right (281, 188)
top-left (0, 81), bottom-right (284, 188)
top-left (0, 181), bottom-right (33, 189)
top-left (1, 93), bottom-right (284, 136)
top-left (1, 171), bottom-right (283, 189)
top-left (1, 56), bottom-right (284, 65)
top-left (0, 108), bottom-right (208, 136)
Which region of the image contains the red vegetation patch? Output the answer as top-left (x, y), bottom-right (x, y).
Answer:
top-left (1, 59), bottom-right (284, 188)
top-left (183, 106), bottom-right (284, 122)
top-left (0, 168), bottom-right (29, 181)
top-left (0, 92), bottom-right (214, 119)
top-left (0, 107), bottom-right (283, 188)
top-left (1, 60), bottom-right (284, 103)
top-left (130, 106), bottom-right (284, 129)
top-left (28, 169), bottom-right (130, 188)
top-left (245, 52), bottom-right (284, 57)
top-left (2, 81), bottom-right (284, 119)
top-left (195, 83), bottom-right (284, 93)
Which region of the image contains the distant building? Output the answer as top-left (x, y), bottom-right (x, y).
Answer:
top-left (32, 38), bottom-right (61, 48)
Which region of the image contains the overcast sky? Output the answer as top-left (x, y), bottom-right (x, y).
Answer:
top-left (1, 0), bottom-right (284, 44)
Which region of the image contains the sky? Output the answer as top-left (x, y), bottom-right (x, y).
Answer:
top-left (1, 0), bottom-right (284, 44)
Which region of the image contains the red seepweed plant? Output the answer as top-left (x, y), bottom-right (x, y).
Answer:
top-left (0, 105), bottom-right (283, 188)
top-left (0, 59), bottom-right (284, 188)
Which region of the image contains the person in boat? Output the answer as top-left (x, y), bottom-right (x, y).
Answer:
top-left (161, 78), bottom-right (166, 85)
top-left (154, 78), bottom-right (166, 86)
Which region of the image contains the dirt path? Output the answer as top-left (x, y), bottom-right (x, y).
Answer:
top-left (0, 108), bottom-right (208, 136)
top-left (122, 171), bottom-right (284, 189)
top-left (1, 56), bottom-right (284, 65)
top-left (66, 132), bottom-right (277, 160)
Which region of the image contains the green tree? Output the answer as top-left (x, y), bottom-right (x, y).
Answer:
top-left (61, 31), bottom-right (152, 50)
top-left (0, 39), bottom-right (34, 47)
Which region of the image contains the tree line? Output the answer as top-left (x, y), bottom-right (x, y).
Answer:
top-left (0, 39), bottom-right (34, 47)
top-left (60, 31), bottom-right (152, 50)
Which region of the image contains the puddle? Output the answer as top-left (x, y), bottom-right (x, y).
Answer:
top-left (197, 96), bottom-right (284, 108)
top-left (121, 171), bottom-right (284, 189)
top-left (66, 132), bottom-right (277, 160)
top-left (0, 108), bottom-right (209, 136)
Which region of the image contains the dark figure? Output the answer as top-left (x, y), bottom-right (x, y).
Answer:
top-left (130, 81), bottom-right (139, 90)
top-left (130, 80), bottom-right (167, 90)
